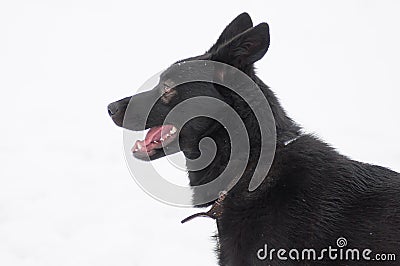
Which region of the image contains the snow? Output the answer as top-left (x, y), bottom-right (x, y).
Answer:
top-left (1, 1), bottom-right (399, 265)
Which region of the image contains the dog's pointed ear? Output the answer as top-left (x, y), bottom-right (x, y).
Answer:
top-left (211, 23), bottom-right (270, 69)
top-left (208, 12), bottom-right (253, 53)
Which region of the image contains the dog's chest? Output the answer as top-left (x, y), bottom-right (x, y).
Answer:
top-left (216, 207), bottom-right (273, 265)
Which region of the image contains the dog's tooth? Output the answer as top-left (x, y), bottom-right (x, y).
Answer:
top-left (170, 127), bottom-right (177, 134)
top-left (137, 143), bottom-right (142, 149)
top-left (166, 134), bottom-right (171, 137)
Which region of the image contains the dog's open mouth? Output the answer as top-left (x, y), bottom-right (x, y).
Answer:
top-left (131, 125), bottom-right (178, 158)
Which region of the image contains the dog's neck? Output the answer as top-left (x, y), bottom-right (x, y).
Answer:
top-left (251, 74), bottom-right (302, 144)
top-left (184, 73), bottom-right (301, 207)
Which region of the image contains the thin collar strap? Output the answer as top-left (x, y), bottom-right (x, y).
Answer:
top-left (181, 191), bottom-right (227, 224)
top-left (284, 135), bottom-right (301, 146)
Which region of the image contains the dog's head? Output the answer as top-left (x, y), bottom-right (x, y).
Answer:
top-left (107, 13), bottom-right (270, 161)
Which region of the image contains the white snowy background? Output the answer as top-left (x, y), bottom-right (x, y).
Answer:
top-left (1, 1), bottom-right (400, 265)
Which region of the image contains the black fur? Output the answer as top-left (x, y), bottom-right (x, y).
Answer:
top-left (108, 13), bottom-right (400, 265)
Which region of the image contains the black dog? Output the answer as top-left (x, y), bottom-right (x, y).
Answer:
top-left (108, 13), bottom-right (400, 265)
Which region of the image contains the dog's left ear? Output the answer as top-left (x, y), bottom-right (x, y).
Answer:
top-left (211, 23), bottom-right (270, 70)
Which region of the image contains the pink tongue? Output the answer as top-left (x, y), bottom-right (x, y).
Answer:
top-left (132, 125), bottom-right (174, 154)
top-left (144, 125), bottom-right (174, 145)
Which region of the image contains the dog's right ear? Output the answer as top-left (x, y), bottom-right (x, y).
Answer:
top-left (211, 23), bottom-right (270, 70)
top-left (208, 12), bottom-right (253, 53)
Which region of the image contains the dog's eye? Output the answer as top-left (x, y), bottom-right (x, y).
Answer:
top-left (161, 85), bottom-right (177, 103)
top-left (163, 85), bottom-right (173, 94)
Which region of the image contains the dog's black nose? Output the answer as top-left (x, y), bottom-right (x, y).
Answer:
top-left (107, 103), bottom-right (118, 116)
